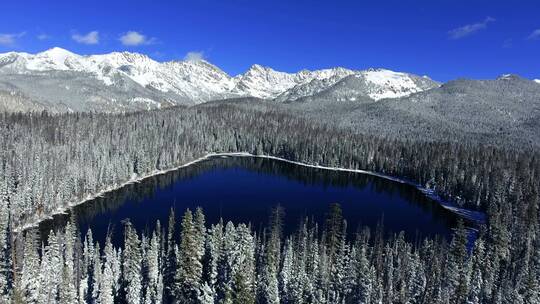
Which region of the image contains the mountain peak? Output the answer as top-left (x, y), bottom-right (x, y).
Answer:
top-left (245, 64), bottom-right (275, 74)
top-left (249, 63), bottom-right (265, 69)
top-left (41, 46), bottom-right (74, 54)
top-left (38, 47), bottom-right (79, 59)
top-left (94, 51), bottom-right (154, 64)
top-left (177, 58), bottom-right (213, 67)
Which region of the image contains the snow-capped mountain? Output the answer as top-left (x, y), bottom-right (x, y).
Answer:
top-left (279, 69), bottom-right (440, 104)
top-left (534, 79), bottom-right (540, 84)
top-left (0, 47), bottom-right (440, 112)
top-left (233, 64), bottom-right (356, 99)
top-left (356, 69), bottom-right (439, 100)
top-left (0, 47), bottom-right (236, 102)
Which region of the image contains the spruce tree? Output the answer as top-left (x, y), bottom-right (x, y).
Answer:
top-left (123, 221), bottom-right (143, 304)
top-left (20, 230), bottom-right (40, 304)
top-left (175, 209), bottom-right (204, 303)
top-left (164, 209), bottom-right (176, 302)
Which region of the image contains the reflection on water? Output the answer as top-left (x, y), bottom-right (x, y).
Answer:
top-left (40, 156), bottom-right (461, 245)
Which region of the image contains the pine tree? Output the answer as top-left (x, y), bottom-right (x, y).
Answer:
top-left (91, 243), bottom-right (102, 303)
top-left (100, 236), bottom-right (117, 304)
top-left (123, 221), bottom-right (143, 304)
top-left (144, 229), bottom-right (163, 304)
top-left (0, 186), bottom-right (12, 300)
top-left (259, 206), bottom-right (283, 304)
top-left (383, 244), bottom-right (394, 304)
top-left (232, 224), bottom-right (255, 304)
top-left (279, 239), bottom-right (293, 303)
top-left (408, 252), bottom-right (426, 303)
top-left (164, 209), bottom-right (176, 302)
top-left (467, 238), bottom-right (485, 304)
top-left (205, 220), bottom-right (224, 293)
top-left (524, 233), bottom-right (540, 304)
top-left (331, 220), bottom-right (351, 302)
top-left (39, 230), bottom-right (63, 304)
top-left (80, 229), bottom-right (95, 304)
top-left (216, 222), bottom-right (235, 303)
top-left (58, 221), bottom-right (77, 304)
top-left (194, 208), bottom-right (206, 260)
top-left (354, 244), bottom-right (372, 304)
top-left (20, 230), bottom-right (40, 304)
top-left (175, 209), bottom-right (204, 303)
top-left (325, 203), bottom-right (344, 264)
top-left (448, 219), bottom-right (469, 304)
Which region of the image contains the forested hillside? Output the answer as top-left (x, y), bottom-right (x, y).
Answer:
top-left (0, 103), bottom-right (539, 303)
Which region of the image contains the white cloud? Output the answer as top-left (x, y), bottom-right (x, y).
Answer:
top-left (527, 29), bottom-right (540, 40)
top-left (119, 31), bottom-right (156, 46)
top-left (72, 31), bottom-right (99, 45)
top-left (448, 17), bottom-right (495, 40)
top-left (0, 32), bottom-right (25, 46)
top-left (184, 51), bottom-right (205, 62)
top-left (37, 33), bottom-right (50, 41)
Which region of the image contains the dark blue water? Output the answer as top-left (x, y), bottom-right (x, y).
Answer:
top-left (40, 156), bottom-right (459, 245)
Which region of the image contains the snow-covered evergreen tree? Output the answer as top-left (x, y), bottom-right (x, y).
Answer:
top-left (123, 221), bottom-right (143, 304)
top-left (231, 224), bottom-right (255, 304)
top-left (20, 230), bottom-right (40, 304)
top-left (175, 209), bottom-right (204, 303)
top-left (100, 236), bottom-right (118, 304)
top-left (164, 209), bottom-right (176, 302)
top-left (205, 220), bottom-right (224, 293)
top-left (259, 207), bottom-right (283, 304)
top-left (144, 229), bottom-right (163, 304)
top-left (59, 221), bottom-right (77, 304)
top-left (91, 243), bottom-right (102, 303)
top-left (39, 230), bottom-right (64, 303)
top-left (0, 192), bottom-right (11, 302)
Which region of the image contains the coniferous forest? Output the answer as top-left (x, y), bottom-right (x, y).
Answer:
top-left (0, 103), bottom-right (539, 303)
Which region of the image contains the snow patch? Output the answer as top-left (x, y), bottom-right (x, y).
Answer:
top-left (25, 47), bottom-right (82, 71)
top-left (362, 69), bottom-right (423, 100)
top-left (498, 74), bottom-right (513, 80)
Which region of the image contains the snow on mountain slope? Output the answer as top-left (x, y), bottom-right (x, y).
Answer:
top-left (274, 75), bottom-right (347, 102)
top-left (231, 65), bottom-right (355, 99)
top-left (0, 47), bottom-right (440, 112)
top-left (0, 48), bottom-right (237, 102)
top-left (360, 69), bottom-right (438, 100)
top-left (0, 48), bottom-right (81, 72)
top-left (535, 79), bottom-right (540, 84)
top-left (160, 60), bottom-right (236, 100)
top-left (279, 68), bottom-right (439, 103)
top-left (25, 47), bottom-right (85, 71)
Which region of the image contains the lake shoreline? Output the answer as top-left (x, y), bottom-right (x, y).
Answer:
top-left (14, 152), bottom-right (485, 233)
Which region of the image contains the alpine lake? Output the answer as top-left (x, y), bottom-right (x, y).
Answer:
top-left (39, 155), bottom-right (477, 245)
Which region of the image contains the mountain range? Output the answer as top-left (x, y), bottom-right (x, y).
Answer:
top-left (1, 47), bottom-right (539, 147)
top-left (0, 48), bottom-right (440, 112)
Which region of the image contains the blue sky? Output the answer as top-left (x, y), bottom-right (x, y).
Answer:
top-left (1, 0), bottom-right (539, 81)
